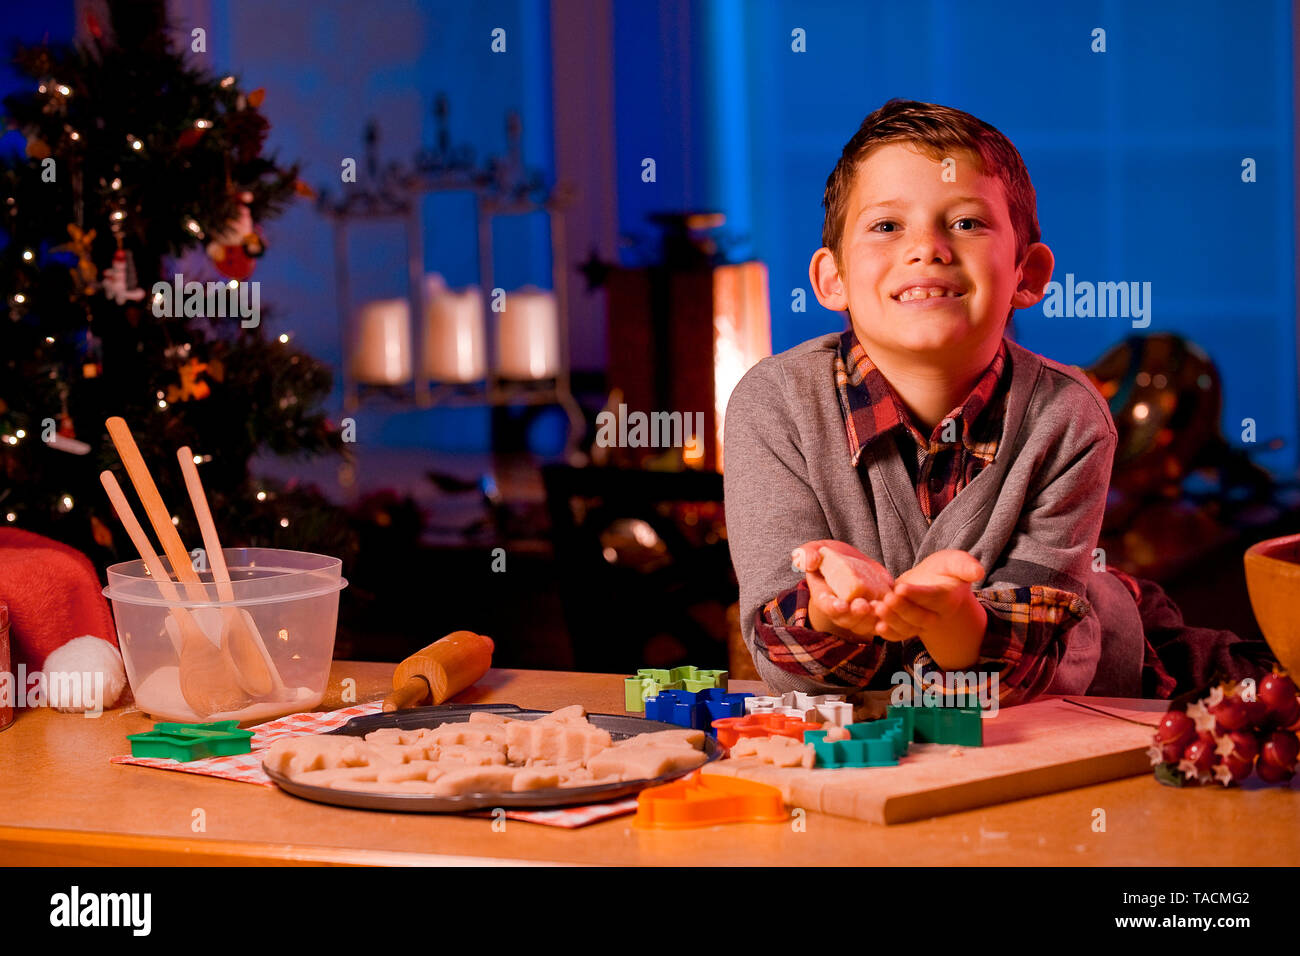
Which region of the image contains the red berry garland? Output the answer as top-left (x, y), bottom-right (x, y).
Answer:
top-left (1151, 670), bottom-right (1300, 787)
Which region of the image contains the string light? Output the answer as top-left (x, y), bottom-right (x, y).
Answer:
top-left (227, 279), bottom-right (238, 289)
top-left (22, 250), bottom-right (33, 261)
top-left (194, 119), bottom-right (212, 129)
top-left (256, 491), bottom-right (267, 501)
top-left (5, 513), bottom-right (15, 523)
top-left (37, 83), bottom-right (47, 94)
top-left (15, 429), bottom-right (25, 439)
top-left (278, 333), bottom-right (289, 343)
top-left (110, 210), bottom-right (125, 222)
top-left (2, 435), bottom-right (15, 445)
top-left (55, 84), bottom-right (71, 96)
top-left (110, 178), bottom-right (122, 190)
top-left (277, 628), bottom-right (289, 641)
top-left (128, 136), bottom-right (143, 151)
top-left (45, 336), bottom-right (54, 344)
top-left (59, 495), bottom-right (73, 512)
top-left (184, 219), bottom-right (203, 237)
top-left (13, 294), bottom-right (25, 304)
top-left (171, 515), bottom-right (180, 526)
top-left (220, 75), bottom-right (236, 87)
top-left (68, 130), bottom-right (80, 141)
top-left (157, 399), bottom-right (168, 409)
top-left (279, 517), bottom-right (289, 528)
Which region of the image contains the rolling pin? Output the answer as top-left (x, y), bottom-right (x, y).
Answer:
top-left (383, 631), bottom-right (495, 711)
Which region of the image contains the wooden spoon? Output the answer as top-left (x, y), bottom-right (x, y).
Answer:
top-left (177, 446), bottom-right (283, 698)
top-left (105, 417), bottom-right (246, 717)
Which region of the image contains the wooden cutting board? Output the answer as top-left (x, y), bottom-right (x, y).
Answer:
top-left (704, 695), bottom-right (1165, 825)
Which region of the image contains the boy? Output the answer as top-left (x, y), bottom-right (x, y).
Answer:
top-left (724, 99), bottom-right (1266, 704)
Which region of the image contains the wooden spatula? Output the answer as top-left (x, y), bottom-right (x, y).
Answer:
top-left (105, 417), bottom-right (247, 717)
top-left (177, 446), bottom-right (284, 698)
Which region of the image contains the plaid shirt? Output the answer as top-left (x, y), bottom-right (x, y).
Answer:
top-left (755, 330), bottom-right (1092, 703)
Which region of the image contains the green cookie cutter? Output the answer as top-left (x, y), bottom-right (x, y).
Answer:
top-left (127, 720), bottom-right (255, 761)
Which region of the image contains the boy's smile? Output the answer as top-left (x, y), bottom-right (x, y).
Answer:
top-left (811, 143), bottom-right (1053, 379)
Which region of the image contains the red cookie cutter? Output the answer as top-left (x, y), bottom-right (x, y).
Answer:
top-left (710, 712), bottom-right (822, 749)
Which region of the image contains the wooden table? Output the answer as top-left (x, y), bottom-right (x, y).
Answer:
top-left (1, 663), bottom-right (1296, 866)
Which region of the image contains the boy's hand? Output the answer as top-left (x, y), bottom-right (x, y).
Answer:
top-left (793, 540), bottom-right (894, 642)
top-left (870, 550), bottom-right (988, 670)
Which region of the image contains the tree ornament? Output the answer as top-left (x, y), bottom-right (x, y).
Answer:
top-left (52, 224), bottom-right (99, 295)
top-left (206, 193), bottom-right (263, 281)
top-left (166, 358), bottom-right (212, 402)
top-left (101, 248), bottom-right (145, 305)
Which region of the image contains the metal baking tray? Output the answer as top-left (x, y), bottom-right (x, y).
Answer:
top-left (263, 703), bottom-right (724, 813)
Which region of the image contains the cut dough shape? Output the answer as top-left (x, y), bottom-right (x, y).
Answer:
top-left (817, 547), bottom-right (892, 602)
top-left (377, 760), bottom-right (440, 783)
top-left (264, 736), bottom-right (374, 774)
top-left (586, 745), bottom-right (707, 781)
top-left (536, 704), bottom-right (587, 723)
top-left (613, 728), bottom-right (706, 750)
top-left (731, 735), bottom-right (809, 768)
top-left (270, 704), bottom-right (701, 796)
top-left (506, 721), bottom-right (611, 764)
top-left (429, 766), bottom-right (521, 796)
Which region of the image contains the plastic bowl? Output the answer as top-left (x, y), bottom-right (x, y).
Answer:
top-left (1243, 533), bottom-right (1300, 677)
top-left (103, 548), bottom-right (347, 724)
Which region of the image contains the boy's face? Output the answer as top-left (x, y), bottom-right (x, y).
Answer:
top-left (810, 143), bottom-right (1052, 367)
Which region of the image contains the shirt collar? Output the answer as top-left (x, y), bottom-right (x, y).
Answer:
top-left (834, 330), bottom-right (1010, 467)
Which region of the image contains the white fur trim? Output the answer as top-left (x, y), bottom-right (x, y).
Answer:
top-left (43, 636), bottom-right (126, 713)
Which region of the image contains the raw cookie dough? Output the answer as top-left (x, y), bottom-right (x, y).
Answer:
top-left (268, 705), bottom-right (707, 796)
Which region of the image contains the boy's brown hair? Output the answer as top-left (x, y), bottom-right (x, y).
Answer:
top-left (821, 99), bottom-right (1041, 267)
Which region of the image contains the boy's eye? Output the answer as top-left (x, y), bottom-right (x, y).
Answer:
top-left (869, 220), bottom-right (898, 233)
top-left (953, 218), bottom-right (984, 231)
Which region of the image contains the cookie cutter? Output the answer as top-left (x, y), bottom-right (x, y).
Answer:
top-left (711, 712), bottom-right (822, 748)
top-left (888, 704), bottom-right (983, 746)
top-left (624, 667), bottom-right (729, 712)
top-left (644, 687), bottom-right (753, 733)
top-left (633, 771), bottom-right (788, 828)
top-left (744, 691), bottom-right (853, 728)
top-left (127, 720), bottom-right (254, 761)
top-left (804, 718), bottom-right (910, 768)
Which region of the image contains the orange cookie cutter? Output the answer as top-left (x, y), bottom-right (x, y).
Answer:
top-left (711, 712), bottom-right (822, 748)
top-left (632, 772), bottom-right (788, 829)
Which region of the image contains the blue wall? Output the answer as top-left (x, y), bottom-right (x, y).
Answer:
top-left (208, 0), bottom-right (555, 451)
top-left (638, 0), bottom-right (1297, 474)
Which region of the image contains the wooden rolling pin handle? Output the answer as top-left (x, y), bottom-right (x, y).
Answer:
top-left (382, 677), bottom-right (431, 713)
top-left (389, 631), bottom-right (494, 708)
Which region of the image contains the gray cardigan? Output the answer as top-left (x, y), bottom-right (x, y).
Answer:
top-left (722, 333), bottom-right (1145, 701)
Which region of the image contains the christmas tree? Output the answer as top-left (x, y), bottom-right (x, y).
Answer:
top-left (0, 4), bottom-right (352, 567)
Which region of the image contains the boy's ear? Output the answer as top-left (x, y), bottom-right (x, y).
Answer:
top-left (1010, 242), bottom-right (1055, 310)
top-left (809, 247), bottom-right (849, 312)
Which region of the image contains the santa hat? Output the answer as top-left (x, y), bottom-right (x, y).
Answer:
top-left (0, 527), bottom-right (126, 713)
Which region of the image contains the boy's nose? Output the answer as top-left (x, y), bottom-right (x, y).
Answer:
top-left (905, 228), bottom-right (953, 264)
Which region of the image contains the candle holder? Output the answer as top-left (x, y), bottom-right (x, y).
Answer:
top-left (320, 103), bottom-right (585, 462)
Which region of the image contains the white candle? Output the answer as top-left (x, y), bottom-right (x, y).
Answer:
top-left (496, 286), bottom-right (559, 380)
top-left (423, 281), bottom-right (486, 382)
top-left (352, 298), bottom-right (411, 385)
